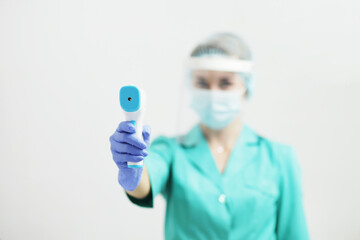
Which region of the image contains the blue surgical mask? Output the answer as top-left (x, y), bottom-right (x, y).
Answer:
top-left (189, 88), bottom-right (245, 130)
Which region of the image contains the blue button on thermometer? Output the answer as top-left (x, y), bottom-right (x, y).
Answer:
top-left (119, 86), bottom-right (147, 168)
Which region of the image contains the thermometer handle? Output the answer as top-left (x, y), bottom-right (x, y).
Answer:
top-left (127, 119), bottom-right (144, 168)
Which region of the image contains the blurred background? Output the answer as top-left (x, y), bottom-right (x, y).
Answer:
top-left (1, 0), bottom-right (360, 239)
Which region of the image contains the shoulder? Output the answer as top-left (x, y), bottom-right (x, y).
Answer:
top-left (148, 134), bottom-right (178, 157)
top-left (248, 125), bottom-right (300, 171)
top-left (149, 134), bottom-right (177, 147)
top-left (247, 125), bottom-right (294, 153)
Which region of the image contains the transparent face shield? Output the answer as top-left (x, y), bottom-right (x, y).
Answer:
top-left (175, 56), bottom-right (254, 141)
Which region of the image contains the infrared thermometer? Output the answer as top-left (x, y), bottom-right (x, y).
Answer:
top-left (119, 85), bottom-right (147, 168)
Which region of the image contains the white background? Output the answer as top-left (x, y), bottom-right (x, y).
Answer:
top-left (1, 0), bottom-right (360, 239)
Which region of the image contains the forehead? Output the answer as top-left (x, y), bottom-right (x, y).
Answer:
top-left (192, 70), bottom-right (237, 78)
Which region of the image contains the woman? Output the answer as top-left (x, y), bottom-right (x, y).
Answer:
top-left (109, 33), bottom-right (310, 239)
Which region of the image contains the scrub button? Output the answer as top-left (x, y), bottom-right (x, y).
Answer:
top-left (218, 194), bottom-right (226, 204)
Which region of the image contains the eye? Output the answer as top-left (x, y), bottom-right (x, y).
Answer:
top-left (219, 77), bottom-right (233, 89)
top-left (195, 77), bottom-right (209, 89)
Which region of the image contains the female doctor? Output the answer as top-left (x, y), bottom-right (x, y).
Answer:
top-left (109, 33), bottom-right (310, 240)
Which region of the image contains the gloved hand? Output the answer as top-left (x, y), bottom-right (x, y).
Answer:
top-left (109, 121), bottom-right (151, 191)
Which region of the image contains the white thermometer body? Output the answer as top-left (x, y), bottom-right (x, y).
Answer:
top-left (119, 86), bottom-right (146, 168)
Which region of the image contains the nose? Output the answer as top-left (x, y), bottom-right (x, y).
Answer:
top-left (208, 82), bottom-right (219, 90)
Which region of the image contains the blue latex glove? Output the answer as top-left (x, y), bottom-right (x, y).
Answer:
top-left (109, 121), bottom-right (151, 191)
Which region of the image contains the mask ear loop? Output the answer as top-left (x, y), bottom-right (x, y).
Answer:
top-left (237, 72), bottom-right (254, 99)
top-left (239, 85), bottom-right (247, 96)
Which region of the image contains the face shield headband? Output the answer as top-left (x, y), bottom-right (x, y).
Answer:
top-left (185, 56), bottom-right (253, 73)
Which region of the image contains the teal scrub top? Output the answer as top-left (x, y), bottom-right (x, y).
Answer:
top-left (126, 123), bottom-right (310, 240)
